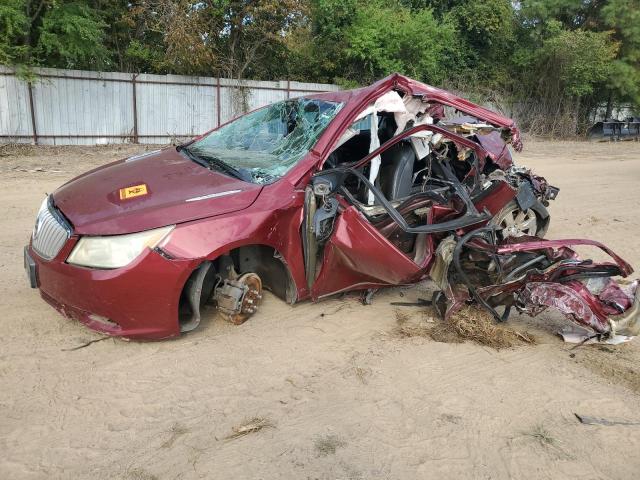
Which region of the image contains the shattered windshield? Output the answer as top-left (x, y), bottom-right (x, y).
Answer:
top-left (187, 98), bottom-right (344, 184)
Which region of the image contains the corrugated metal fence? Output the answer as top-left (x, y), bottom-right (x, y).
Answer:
top-left (0, 66), bottom-right (340, 145)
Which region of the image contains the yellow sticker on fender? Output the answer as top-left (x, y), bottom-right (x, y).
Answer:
top-left (119, 184), bottom-right (148, 200)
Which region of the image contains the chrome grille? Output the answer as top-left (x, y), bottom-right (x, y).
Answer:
top-left (32, 198), bottom-right (71, 260)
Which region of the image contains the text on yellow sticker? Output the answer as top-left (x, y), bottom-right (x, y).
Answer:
top-left (119, 184), bottom-right (148, 200)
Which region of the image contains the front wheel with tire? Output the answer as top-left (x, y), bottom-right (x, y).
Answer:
top-left (491, 200), bottom-right (548, 240)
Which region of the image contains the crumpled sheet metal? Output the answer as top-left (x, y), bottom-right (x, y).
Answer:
top-left (435, 232), bottom-right (640, 343)
top-left (520, 281), bottom-right (609, 333)
top-left (595, 278), bottom-right (635, 312)
top-left (495, 237), bottom-right (633, 276)
top-left (609, 285), bottom-right (640, 337)
top-left (430, 236), bottom-right (456, 291)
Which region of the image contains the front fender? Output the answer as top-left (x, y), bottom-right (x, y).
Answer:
top-left (160, 182), bottom-right (309, 300)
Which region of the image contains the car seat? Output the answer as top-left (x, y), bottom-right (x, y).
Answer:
top-left (379, 142), bottom-right (416, 201)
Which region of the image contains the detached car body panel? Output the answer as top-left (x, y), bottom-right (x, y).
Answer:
top-left (25, 73), bottom-right (637, 341)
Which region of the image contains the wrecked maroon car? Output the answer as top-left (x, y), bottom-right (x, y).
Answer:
top-left (24, 74), bottom-right (638, 341)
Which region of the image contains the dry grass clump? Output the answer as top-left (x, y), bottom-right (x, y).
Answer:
top-left (0, 143), bottom-right (150, 157)
top-left (224, 417), bottom-right (274, 440)
top-left (517, 423), bottom-right (572, 459)
top-left (353, 365), bottom-right (370, 384)
top-left (314, 434), bottom-right (346, 456)
top-left (161, 423), bottom-right (189, 449)
top-left (522, 424), bottom-right (556, 447)
top-left (127, 467), bottom-right (159, 480)
top-left (430, 306), bottom-right (536, 349)
top-left (395, 310), bottom-right (410, 325)
top-left (392, 310), bottom-right (437, 339)
top-left (0, 143), bottom-right (35, 157)
top-left (393, 306), bottom-right (535, 350)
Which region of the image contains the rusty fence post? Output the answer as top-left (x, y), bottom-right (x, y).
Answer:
top-left (216, 77), bottom-right (221, 127)
top-left (132, 73), bottom-right (139, 143)
top-left (27, 81), bottom-right (38, 145)
top-left (286, 79), bottom-right (291, 99)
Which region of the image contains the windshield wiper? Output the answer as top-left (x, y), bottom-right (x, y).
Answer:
top-left (177, 145), bottom-right (252, 182)
top-left (199, 154), bottom-right (253, 182)
top-left (177, 144), bottom-right (210, 169)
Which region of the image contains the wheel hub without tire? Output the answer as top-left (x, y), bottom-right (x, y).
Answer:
top-left (214, 272), bottom-right (263, 325)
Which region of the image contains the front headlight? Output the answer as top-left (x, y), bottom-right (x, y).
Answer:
top-left (67, 225), bottom-right (174, 269)
top-left (32, 196), bottom-right (48, 240)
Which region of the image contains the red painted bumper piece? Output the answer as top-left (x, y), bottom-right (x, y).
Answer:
top-left (29, 243), bottom-right (198, 340)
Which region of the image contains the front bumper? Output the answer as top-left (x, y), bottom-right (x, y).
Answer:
top-left (26, 242), bottom-right (199, 339)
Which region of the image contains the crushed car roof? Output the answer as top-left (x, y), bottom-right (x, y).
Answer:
top-left (308, 73), bottom-right (522, 151)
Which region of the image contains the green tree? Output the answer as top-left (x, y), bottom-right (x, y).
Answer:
top-left (517, 0), bottom-right (603, 29)
top-left (517, 0), bottom-right (640, 118)
top-left (537, 28), bottom-right (617, 98)
top-left (286, 0), bottom-right (358, 84)
top-left (344, 2), bottom-right (458, 85)
top-left (0, 1), bottom-right (112, 71)
top-left (127, 0), bottom-right (307, 79)
top-left (36, 2), bottom-right (109, 69)
top-left (288, 0), bottom-right (462, 86)
top-left (0, 0), bottom-right (30, 66)
top-left (449, 0), bottom-right (515, 82)
top-left (601, 0), bottom-right (640, 107)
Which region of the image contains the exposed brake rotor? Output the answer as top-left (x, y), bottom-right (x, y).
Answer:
top-left (215, 272), bottom-right (263, 325)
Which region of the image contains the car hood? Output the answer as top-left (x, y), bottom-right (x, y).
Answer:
top-left (53, 148), bottom-right (262, 235)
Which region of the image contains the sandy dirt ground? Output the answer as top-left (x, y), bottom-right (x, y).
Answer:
top-left (1, 140), bottom-right (640, 479)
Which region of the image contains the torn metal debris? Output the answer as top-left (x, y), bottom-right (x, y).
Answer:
top-left (575, 413), bottom-right (640, 426)
top-left (431, 232), bottom-right (639, 342)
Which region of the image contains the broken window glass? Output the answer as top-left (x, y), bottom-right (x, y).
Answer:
top-left (189, 98), bottom-right (344, 184)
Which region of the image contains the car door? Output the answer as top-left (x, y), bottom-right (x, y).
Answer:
top-left (309, 200), bottom-right (431, 299)
top-left (302, 123), bottom-right (516, 300)
top-left (304, 130), bottom-right (436, 300)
